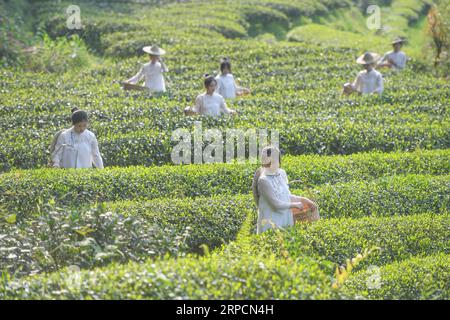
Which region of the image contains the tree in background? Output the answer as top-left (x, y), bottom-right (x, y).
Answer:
top-left (0, 0), bottom-right (34, 66)
top-left (427, 1), bottom-right (449, 72)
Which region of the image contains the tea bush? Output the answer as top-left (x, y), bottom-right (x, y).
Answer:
top-left (2, 177), bottom-right (447, 278)
top-left (0, 0), bottom-right (448, 300)
top-left (1, 228), bottom-right (448, 300)
top-left (0, 4), bottom-right (448, 170)
top-left (26, 34), bottom-right (94, 73)
top-left (252, 213), bottom-right (450, 267)
top-left (309, 174), bottom-right (449, 218)
top-left (107, 174), bottom-right (449, 223)
top-left (1, 150), bottom-right (448, 214)
top-left (0, 250), bottom-right (334, 300)
top-left (0, 200), bottom-right (250, 277)
top-left (341, 253), bottom-right (450, 299)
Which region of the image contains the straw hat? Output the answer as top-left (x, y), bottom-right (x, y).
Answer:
top-left (356, 52), bottom-right (380, 65)
top-left (142, 45), bottom-right (166, 56)
top-left (392, 37), bottom-right (406, 45)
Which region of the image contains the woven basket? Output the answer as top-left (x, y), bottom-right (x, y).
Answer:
top-left (291, 200), bottom-right (320, 223)
top-left (122, 82), bottom-right (148, 91)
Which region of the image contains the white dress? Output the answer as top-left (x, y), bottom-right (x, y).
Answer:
top-left (192, 92), bottom-right (233, 117)
top-left (351, 69), bottom-right (384, 95)
top-left (215, 73), bottom-right (238, 99)
top-left (52, 127), bottom-right (104, 169)
top-left (127, 61), bottom-right (168, 92)
top-left (380, 50), bottom-right (407, 70)
top-left (257, 168), bottom-right (294, 234)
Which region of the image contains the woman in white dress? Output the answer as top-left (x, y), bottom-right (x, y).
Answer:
top-left (125, 45), bottom-right (169, 92)
top-left (184, 75), bottom-right (237, 117)
top-left (251, 146), bottom-right (319, 234)
top-left (343, 52), bottom-right (384, 96)
top-left (51, 108), bottom-right (104, 169)
top-left (215, 58), bottom-right (250, 99)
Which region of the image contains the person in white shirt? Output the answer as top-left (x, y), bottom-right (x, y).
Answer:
top-left (343, 52), bottom-right (384, 96)
top-left (125, 45), bottom-right (168, 92)
top-left (378, 38), bottom-right (407, 71)
top-left (251, 146), bottom-right (319, 234)
top-left (184, 75), bottom-right (237, 117)
top-left (215, 58), bottom-right (250, 99)
top-left (52, 108), bottom-right (104, 169)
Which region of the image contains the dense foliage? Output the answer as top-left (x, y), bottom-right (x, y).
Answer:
top-left (1, 149), bottom-right (448, 214)
top-left (0, 0), bottom-right (448, 300)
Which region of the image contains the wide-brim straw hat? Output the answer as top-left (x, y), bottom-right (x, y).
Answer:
top-left (356, 52), bottom-right (380, 65)
top-left (392, 37), bottom-right (406, 45)
top-left (143, 45), bottom-right (166, 56)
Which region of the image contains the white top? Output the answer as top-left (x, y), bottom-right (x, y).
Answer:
top-left (52, 127), bottom-right (104, 169)
top-left (127, 61), bottom-right (168, 92)
top-left (192, 92), bottom-right (233, 117)
top-left (215, 73), bottom-right (238, 99)
top-left (380, 50), bottom-right (407, 70)
top-left (256, 168), bottom-right (294, 234)
top-left (352, 69), bottom-right (384, 95)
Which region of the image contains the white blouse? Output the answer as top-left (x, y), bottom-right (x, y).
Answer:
top-left (352, 69), bottom-right (384, 95)
top-left (192, 92), bottom-right (233, 117)
top-left (256, 168), bottom-right (294, 234)
top-left (127, 61), bottom-right (168, 92)
top-left (215, 74), bottom-right (238, 99)
top-left (52, 127), bottom-right (104, 169)
top-left (380, 50), bottom-right (407, 70)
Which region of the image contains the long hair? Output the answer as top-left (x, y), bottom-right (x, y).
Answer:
top-left (252, 167), bottom-right (262, 208)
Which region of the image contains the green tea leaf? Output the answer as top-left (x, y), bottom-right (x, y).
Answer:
top-left (5, 214), bottom-right (16, 224)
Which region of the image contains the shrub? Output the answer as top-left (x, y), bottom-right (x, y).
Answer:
top-left (0, 203), bottom-right (192, 278)
top-left (0, 30), bottom-right (448, 170)
top-left (0, 0), bottom-right (32, 66)
top-left (0, 251), bottom-right (334, 300)
top-left (253, 213), bottom-right (450, 267)
top-left (108, 195), bottom-right (252, 253)
top-left (341, 253), bottom-right (450, 299)
top-left (26, 34), bottom-right (93, 73)
top-left (2, 178), bottom-right (446, 278)
top-left (0, 150), bottom-right (448, 214)
top-left (308, 174), bottom-right (449, 219)
top-left (243, 5), bottom-right (290, 36)
top-left (287, 24), bottom-right (386, 50)
top-left (0, 0), bottom-right (447, 300)
top-left (0, 194), bottom-right (251, 277)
